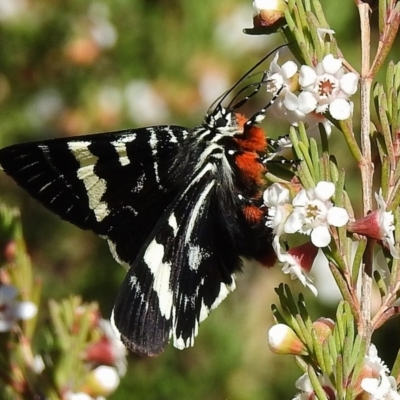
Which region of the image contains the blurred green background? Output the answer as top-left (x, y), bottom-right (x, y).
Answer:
top-left (0, 1), bottom-right (396, 399)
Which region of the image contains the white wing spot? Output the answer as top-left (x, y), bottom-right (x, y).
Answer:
top-left (144, 240), bottom-right (173, 319)
top-left (69, 141), bottom-right (110, 222)
top-left (168, 214), bottom-right (179, 237)
top-left (188, 245), bottom-right (209, 271)
top-left (185, 180), bottom-right (215, 244)
top-left (111, 134), bottom-right (136, 166)
top-left (149, 129), bottom-right (160, 184)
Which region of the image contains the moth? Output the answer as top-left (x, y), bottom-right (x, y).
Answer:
top-left (0, 50), bottom-right (282, 356)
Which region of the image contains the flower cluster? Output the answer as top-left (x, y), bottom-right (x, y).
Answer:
top-left (268, 316), bottom-right (400, 400)
top-left (264, 181), bottom-right (349, 294)
top-left (291, 344), bottom-right (400, 400)
top-left (266, 52), bottom-right (358, 137)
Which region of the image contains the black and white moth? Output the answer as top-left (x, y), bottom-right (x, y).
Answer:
top-left (0, 52), bottom-right (281, 356)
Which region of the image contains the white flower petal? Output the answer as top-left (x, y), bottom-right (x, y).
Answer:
top-left (297, 91), bottom-right (318, 114)
top-left (311, 225), bottom-right (331, 247)
top-left (295, 373), bottom-right (313, 393)
top-left (327, 207), bottom-right (349, 227)
top-left (281, 61), bottom-right (298, 80)
top-left (284, 211), bottom-right (303, 233)
top-left (314, 181), bottom-right (335, 200)
top-left (292, 189), bottom-right (309, 207)
top-left (299, 65), bottom-right (317, 88)
top-left (283, 90), bottom-right (300, 111)
top-left (321, 54), bottom-right (342, 75)
top-left (269, 52), bottom-right (280, 73)
top-left (329, 98), bottom-right (352, 120)
top-left (361, 377), bottom-right (380, 394)
top-left (340, 72), bottom-right (358, 95)
top-left (263, 183), bottom-right (290, 206)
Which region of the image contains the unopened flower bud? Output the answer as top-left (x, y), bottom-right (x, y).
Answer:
top-left (267, 324), bottom-right (307, 355)
top-left (253, 0), bottom-right (287, 27)
top-left (312, 318), bottom-right (334, 344)
top-left (347, 211), bottom-right (382, 240)
top-left (80, 366), bottom-right (120, 397)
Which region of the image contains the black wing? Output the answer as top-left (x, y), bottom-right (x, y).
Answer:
top-left (0, 126), bottom-right (189, 265)
top-left (112, 164), bottom-right (239, 356)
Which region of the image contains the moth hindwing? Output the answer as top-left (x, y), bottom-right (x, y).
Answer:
top-left (0, 52), bottom-right (283, 356)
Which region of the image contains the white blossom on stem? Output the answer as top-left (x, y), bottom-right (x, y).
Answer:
top-left (357, 344), bottom-right (400, 399)
top-left (266, 53), bottom-right (334, 138)
top-left (267, 52), bottom-right (299, 98)
top-left (284, 181), bottom-right (349, 247)
top-left (299, 54), bottom-right (358, 120)
top-left (264, 183), bottom-right (292, 237)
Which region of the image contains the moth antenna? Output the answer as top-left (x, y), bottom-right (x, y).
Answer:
top-left (206, 43), bottom-right (289, 116)
top-left (245, 84), bottom-right (284, 126)
top-left (228, 70), bottom-right (269, 110)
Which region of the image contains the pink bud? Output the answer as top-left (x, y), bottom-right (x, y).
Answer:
top-left (312, 318), bottom-right (334, 344)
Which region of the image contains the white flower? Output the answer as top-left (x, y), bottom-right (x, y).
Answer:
top-left (267, 52), bottom-right (299, 96)
top-left (263, 183), bottom-right (292, 236)
top-left (269, 90), bottom-right (333, 138)
top-left (284, 181), bottom-right (349, 247)
top-left (299, 54), bottom-right (358, 120)
top-left (280, 242), bottom-right (319, 296)
top-left (359, 345), bottom-right (400, 399)
top-left (0, 284), bottom-right (37, 331)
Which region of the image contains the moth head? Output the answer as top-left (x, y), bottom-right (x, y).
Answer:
top-left (204, 105), bottom-right (241, 136)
